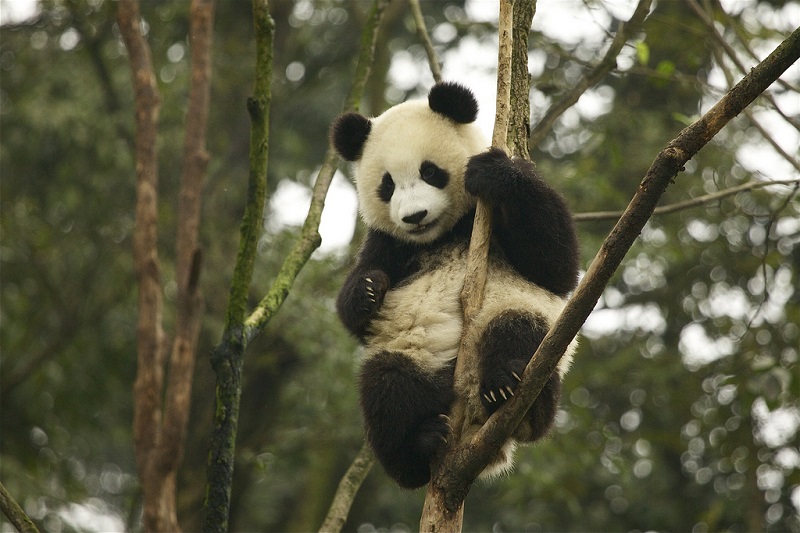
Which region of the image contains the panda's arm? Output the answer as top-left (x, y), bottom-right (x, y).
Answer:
top-left (336, 230), bottom-right (404, 340)
top-left (465, 148), bottom-right (580, 297)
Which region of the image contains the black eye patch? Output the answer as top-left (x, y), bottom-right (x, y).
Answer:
top-left (377, 172), bottom-right (394, 202)
top-left (420, 161), bottom-right (449, 189)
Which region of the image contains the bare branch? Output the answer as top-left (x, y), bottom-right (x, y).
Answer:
top-left (528, 0), bottom-right (652, 149)
top-left (447, 26), bottom-right (800, 496)
top-left (687, 0), bottom-right (800, 133)
top-left (203, 1), bottom-right (274, 529)
top-left (420, 1), bottom-right (515, 530)
top-left (409, 0), bottom-right (442, 83)
top-left (0, 482), bottom-right (39, 533)
top-left (508, 0), bottom-right (535, 159)
top-left (204, 2), bottom-right (390, 530)
top-left (318, 443), bottom-right (375, 533)
top-left (117, 1), bottom-right (172, 530)
top-left (161, 0), bottom-right (215, 475)
top-left (574, 179), bottom-right (800, 222)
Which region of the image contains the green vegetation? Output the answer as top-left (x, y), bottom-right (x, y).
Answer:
top-left (1, 1), bottom-right (797, 531)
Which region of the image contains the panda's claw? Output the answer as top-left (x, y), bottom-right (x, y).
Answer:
top-left (511, 371), bottom-right (522, 382)
top-left (499, 388), bottom-right (508, 401)
top-left (365, 277), bottom-right (373, 283)
top-left (483, 393), bottom-right (492, 403)
top-left (490, 390), bottom-right (497, 403)
top-left (505, 386), bottom-right (515, 397)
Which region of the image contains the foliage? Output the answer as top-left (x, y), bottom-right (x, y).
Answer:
top-left (1, 1), bottom-right (798, 532)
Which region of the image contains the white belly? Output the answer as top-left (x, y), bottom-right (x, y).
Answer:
top-left (364, 245), bottom-right (576, 376)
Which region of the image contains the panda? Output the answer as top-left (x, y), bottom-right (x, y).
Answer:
top-left (331, 82), bottom-right (579, 489)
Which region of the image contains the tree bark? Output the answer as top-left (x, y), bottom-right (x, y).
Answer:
top-left (203, 2), bottom-right (391, 531)
top-left (0, 482), bottom-right (39, 533)
top-left (420, 1), bottom-right (515, 530)
top-left (119, 0), bottom-right (215, 530)
top-left (432, 23), bottom-right (800, 513)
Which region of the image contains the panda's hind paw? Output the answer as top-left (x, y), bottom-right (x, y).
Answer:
top-left (414, 414), bottom-right (451, 456)
top-left (480, 358), bottom-right (526, 413)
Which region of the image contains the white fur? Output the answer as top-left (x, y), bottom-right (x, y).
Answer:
top-left (365, 244), bottom-right (576, 376)
top-left (355, 94), bottom-right (577, 481)
top-left (353, 100), bottom-right (487, 243)
top-left (364, 243), bottom-right (577, 479)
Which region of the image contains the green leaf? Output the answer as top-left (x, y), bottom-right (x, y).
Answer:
top-left (636, 41), bottom-right (650, 65)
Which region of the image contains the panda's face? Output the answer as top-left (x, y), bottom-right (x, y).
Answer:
top-left (342, 98), bottom-right (487, 244)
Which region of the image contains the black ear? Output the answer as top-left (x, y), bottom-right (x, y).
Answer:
top-left (428, 82), bottom-right (478, 124)
top-left (331, 112), bottom-right (372, 161)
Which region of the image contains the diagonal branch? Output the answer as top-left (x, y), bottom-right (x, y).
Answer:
top-left (528, 0), bottom-right (652, 149)
top-left (318, 442), bottom-right (375, 533)
top-left (409, 0), bottom-right (442, 83)
top-left (445, 25), bottom-right (800, 499)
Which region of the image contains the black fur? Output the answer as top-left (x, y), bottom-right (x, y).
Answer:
top-left (476, 310), bottom-right (562, 442)
top-left (428, 82), bottom-right (479, 124)
top-left (420, 161), bottom-right (449, 189)
top-left (331, 112), bottom-right (372, 161)
top-left (359, 353), bottom-right (455, 488)
top-left (465, 148), bottom-right (579, 297)
top-left (334, 85), bottom-right (579, 489)
top-left (377, 173), bottom-right (394, 202)
top-left (478, 311), bottom-right (548, 414)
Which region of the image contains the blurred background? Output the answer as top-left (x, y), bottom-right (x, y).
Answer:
top-left (1, 0), bottom-right (798, 531)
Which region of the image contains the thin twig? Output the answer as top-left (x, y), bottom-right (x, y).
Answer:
top-left (573, 178), bottom-right (800, 222)
top-left (318, 442), bottom-right (375, 533)
top-left (687, 0), bottom-right (800, 133)
top-left (529, 0), bottom-right (653, 149)
top-left (409, 0), bottom-right (442, 83)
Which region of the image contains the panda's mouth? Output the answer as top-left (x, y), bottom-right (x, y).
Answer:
top-left (408, 219), bottom-right (438, 235)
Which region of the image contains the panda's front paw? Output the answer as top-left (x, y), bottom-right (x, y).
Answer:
top-left (359, 270), bottom-right (389, 316)
top-left (464, 147), bottom-right (513, 201)
top-left (480, 358), bottom-right (526, 414)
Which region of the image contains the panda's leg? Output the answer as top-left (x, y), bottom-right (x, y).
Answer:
top-left (359, 351), bottom-right (454, 489)
top-left (478, 310), bottom-right (562, 442)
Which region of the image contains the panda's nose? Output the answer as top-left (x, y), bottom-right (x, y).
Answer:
top-left (402, 210), bottom-right (428, 225)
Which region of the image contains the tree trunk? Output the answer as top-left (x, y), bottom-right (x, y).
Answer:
top-left (118, 0), bottom-right (215, 530)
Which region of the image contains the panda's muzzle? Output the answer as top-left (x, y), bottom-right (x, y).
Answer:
top-left (408, 218), bottom-right (438, 235)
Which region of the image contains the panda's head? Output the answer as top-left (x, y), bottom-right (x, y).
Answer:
top-left (331, 82), bottom-right (487, 244)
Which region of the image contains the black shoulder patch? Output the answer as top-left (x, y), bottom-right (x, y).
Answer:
top-left (331, 112), bottom-right (372, 161)
top-left (428, 82), bottom-right (478, 124)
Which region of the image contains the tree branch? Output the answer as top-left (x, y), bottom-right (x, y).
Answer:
top-left (573, 178), bottom-right (800, 222)
top-left (203, 1), bottom-right (273, 530)
top-left (161, 0), bottom-right (215, 477)
top-left (420, 1), bottom-right (515, 530)
top-left (441, 25), bottom-right (800, 502)
top-left (117, 1), bottom-right (171, 531)
top-left (528, 0), bottom-right (652, 149)
top-left (318, 442), bottom-right (375, 533)
top-left (0, 482), bottom-right (39, 533)
top-left (507, 0), bottom-right (535, 159)
top-left (203, 2), bottom-right (390, 530)
top-left (409, 0), bottom-right (442, 83)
